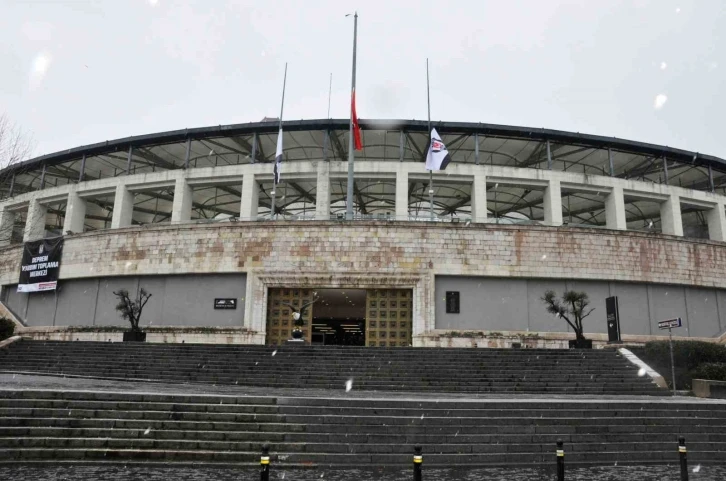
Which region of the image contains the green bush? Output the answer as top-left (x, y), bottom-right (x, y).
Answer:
top-left (636, 341), bottom-right (726, 390)
top-left (0, 317), bottom-right (15, 342)
top-left (644, 341), bottom-right (726, 370)
top-left (690, 363), bottom-right (726, 382)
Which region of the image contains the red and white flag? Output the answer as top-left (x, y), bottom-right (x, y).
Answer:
top-left (351, 88), bottom-right (363, 150)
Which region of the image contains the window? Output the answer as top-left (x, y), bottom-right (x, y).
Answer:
top-left (446, 291), bottom-right (460, 314)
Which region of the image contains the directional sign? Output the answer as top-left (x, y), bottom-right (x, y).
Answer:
top-left (658, 317), bottom-right (682, 330)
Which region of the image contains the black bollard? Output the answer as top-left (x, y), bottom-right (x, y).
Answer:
top-left (413, 445), bottom-right (423, 481)
top-left (556, 439), bottom-right (565, 481)
top-left (679, 437), bottom-right (688, 481)
top-left (260, 443), bottom-right (270, 481)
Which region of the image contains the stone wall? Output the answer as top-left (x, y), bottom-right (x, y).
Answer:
top-left (1, 221), bottom-right (725, 341)
top-left (16, 326), bottom-right (262, 344)
top-left (1, 221), bottom-right (724, 286)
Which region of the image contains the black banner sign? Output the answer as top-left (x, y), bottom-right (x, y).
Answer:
top-left (214, 298), bottom-right (237, 310)
top-left (17, 237), bottom-right (64, 293)
top-left (606, 296), bottom-right (621, 342)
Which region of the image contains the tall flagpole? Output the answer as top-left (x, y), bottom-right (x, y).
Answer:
top-left (427, 58), bottom-right (434, 220)
top-left (327, 73), bottom-right (333, 119)
top-left (346, 12), bottom-right (358, 221)
top-left (271, 62), bottom-right (287, 220)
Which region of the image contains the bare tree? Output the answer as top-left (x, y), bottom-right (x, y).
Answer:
top-left (0, 114), bottom-right (36, 244)
top-left (541, 290), bottom-right (595, 341)
top-left (113, 288), bottom-right (152, 332)
top-left (0, 114), bottom-right (35, 170)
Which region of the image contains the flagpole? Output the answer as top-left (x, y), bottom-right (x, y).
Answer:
top-left (327, 73), bottom-right (333, 119)
top-left (427, 58), bottom-right (434, 221)
top-left (272, 62), bottom-right (287, 220)
top-left (346, 12), bottom-right (358, 221)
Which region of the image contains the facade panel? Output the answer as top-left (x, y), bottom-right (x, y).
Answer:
top-left (686, 287), bottom-right (721, 338)
top-left (162, 275), bottom-right (245, 327)
top-left (608, 282), bottom-right (651, 335)
top-left (435, 277), bottom-right (529, 331)
top-left (54, 279), bottom-right (99, 326)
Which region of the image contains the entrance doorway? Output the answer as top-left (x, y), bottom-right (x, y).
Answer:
top-left (265, 287), bottom-right (413, 346)
top-left (311, 289), bottom-right (366, 346)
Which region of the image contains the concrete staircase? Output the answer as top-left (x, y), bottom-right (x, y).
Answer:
top-left (0, 341), bottom-right (664, 395)
top-left (0, 389), bottom-right (725, 466)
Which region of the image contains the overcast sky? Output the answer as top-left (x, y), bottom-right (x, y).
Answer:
top-left (1, 0), bottom-right (723, 159)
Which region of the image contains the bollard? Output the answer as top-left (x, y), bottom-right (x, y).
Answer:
top-left (413, 445), bottom-right (423, 481)
top-left (556, 439), bottom-right (565, 481)
top-left (679, 436), bottom-right (688, 481)
top-left (260, 443), bottom-right (270, 481)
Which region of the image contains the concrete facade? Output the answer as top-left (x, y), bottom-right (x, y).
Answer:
top-left (3, 274), bottom-right (246, 329)
top-left (1, 220), bottom-right (725, 344)
top-left (434, 276), bottom-right (725, 339)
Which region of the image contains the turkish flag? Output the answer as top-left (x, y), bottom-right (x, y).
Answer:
top-left (351, 89), bottom-right (363, 150)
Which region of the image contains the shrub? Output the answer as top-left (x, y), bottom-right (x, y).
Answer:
top-left (690, 363), bottom-right (726, 382)
top-left (0, 317), bottom-right (15, 341)
top-left (637, 341), bottom-right (726, 390)
top-left (644, 341), bottom-right (726, 370)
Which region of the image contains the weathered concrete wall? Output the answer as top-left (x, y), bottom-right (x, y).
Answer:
top-left (1, 222), bottom-right (724, 286)
top-left (1, 221), bottom-right (725, 340)
top-left (3, 274), bottom-right (246, 328)
top-left (435, 276), bottom-right (726, 338)
top-left (16, 326), bottom-right (262, 345)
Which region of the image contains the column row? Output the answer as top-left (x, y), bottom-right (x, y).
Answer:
top-left (2, 171), bottom-right (725, 244)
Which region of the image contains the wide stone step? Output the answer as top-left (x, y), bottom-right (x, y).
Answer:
top-left (1, 447), bottom-right (724, 465)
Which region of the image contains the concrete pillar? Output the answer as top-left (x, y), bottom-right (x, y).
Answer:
top-left (315, 161), bottom-right (331, 220)
top-left (605, 186), bottom-right (627, 230)
top-left (471, 172), bottom-right (487, 223)
top-left (707, 203), bottom-right (726, 242)
top-left (171, 177), bottom-right (193, 223)
top-left (660, 194), bottom-right (683, 236)
top-left (24, 198), bottom-right (47, 242)
top-left (240, 173), bottom-right (259, 220)
top-left (63, 191), bottom-right (87, 234)
top-left (395, 169), bottom-right (408, 221)
top-left (0, 207), bottom-right (16, 246)
top-left (543, 179), bottom-right (563, 226)
top-left (111, 185), bottom-right (134, 229)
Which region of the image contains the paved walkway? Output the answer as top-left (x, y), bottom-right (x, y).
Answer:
top-left (2, 372), bottom-right (725, 404)
top-left (1, 464), bottom-right (724, 480)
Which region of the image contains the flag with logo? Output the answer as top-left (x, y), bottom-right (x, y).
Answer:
top-left (274, 128), bottom-right (283, 184)
top-left (425, 128), bottom-right (451, 171)
top-left (351, 89), bottom-right (363, 150)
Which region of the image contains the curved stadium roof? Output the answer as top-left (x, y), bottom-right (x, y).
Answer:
top-left (0, 119), bottom-right (724, 240)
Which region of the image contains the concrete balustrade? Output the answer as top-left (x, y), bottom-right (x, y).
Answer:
top-left (1, 161), bottom-right (725, 247)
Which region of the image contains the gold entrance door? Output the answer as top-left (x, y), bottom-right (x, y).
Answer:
top-left (266, 288), bottom-right (315, 346)
top-left (365, 289), bottom-right (413, 347)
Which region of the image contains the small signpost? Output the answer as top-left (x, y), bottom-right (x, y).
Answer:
top-left (658, 317), bottom-right (683, 396)
top-left (606, 296), bottom-right (621, 343)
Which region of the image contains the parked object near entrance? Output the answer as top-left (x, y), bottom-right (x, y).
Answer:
top-left (541, 290), bottom-right (594, 349)
top-left (113, 288), bottom-right (152, 342)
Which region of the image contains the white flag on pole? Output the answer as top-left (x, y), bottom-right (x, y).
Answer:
top-left (274, 128), bottom-right (283, 184)
top-left (425, 128), bottom-right (452, 171)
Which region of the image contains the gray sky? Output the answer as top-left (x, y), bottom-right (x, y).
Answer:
top-left (1, 0), bottom-right (723, 159)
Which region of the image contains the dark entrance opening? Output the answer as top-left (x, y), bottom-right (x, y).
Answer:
top-left (311, 289), bottom-right (366, 346)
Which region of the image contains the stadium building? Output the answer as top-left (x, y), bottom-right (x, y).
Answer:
top-left (0, 119), bottom-right (725, 347)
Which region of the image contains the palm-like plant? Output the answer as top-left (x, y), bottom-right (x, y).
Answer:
top-left (541, 290), bottom-right (594, 341)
